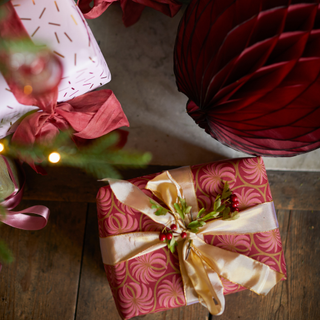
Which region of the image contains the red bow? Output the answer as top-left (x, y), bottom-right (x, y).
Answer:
top-left (12, 89), bottom-right (129, 145)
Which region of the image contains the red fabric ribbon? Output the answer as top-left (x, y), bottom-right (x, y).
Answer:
top-left (11, 89), bottom-right (129, 145)
top-left (77, 0), bottom-right (182, 27)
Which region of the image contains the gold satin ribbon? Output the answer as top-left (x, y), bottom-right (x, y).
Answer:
top-left (100, 167), bottom-right (284, 315)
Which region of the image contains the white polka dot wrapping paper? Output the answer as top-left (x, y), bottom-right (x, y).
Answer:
top-left (0, 0), bottom-right (111, 138)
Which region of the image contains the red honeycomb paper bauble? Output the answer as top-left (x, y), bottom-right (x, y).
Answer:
top-left (174, 0), bottom-right (320, 156)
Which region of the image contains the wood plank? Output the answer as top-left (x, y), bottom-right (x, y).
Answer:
top-left (76, 204), bottom-right (209, 320)
top-left (76, 203), bottom-right (121, 320)
top-left (22, 164), bottom-right (177, 203)
top-left (267, 170), bottom-right (320, 210)
top-left (22, 164), bottom-right (320, 211)
top-left (285, 210), bottom-right (320, 319)
top-left (0, 200), bottom-right (87, 320)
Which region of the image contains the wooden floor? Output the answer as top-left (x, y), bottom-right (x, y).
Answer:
top-left (1, 165), bottom-right (320, 320)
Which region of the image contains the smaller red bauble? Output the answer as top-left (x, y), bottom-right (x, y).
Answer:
top-left (231, 201), bottom-right (239, 208)
top-left (230, 194), bottom-right (238, 202)
top-left (181, 232), bottom-right (187, 239)
top-left (166, 233), bottom-right (173, 240)
top-left (231, 207), bottom-right (240, 212)
top-left (159, 233), bottom-right (166, 242)
top-left (170, 224), bottom-right (177, 231)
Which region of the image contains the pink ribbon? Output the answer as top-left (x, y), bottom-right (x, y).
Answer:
top-left (0, 156), bottom-right (50, 231)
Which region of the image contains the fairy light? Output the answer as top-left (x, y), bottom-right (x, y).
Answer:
top-left (23, 85), bottom-right (33, 95)
top-left (48, 152), bottom-right (60, 163)
top-left (0, 143), bottom-right (4, 152)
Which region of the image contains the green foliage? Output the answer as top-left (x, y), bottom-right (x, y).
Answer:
top-left (0, 0), bottom-right (10, 6)
top-left (150, 199), bottom-right (168, 216)
top-left (221, 181), bottom-right (232, 200)
top-left (1, 130), bottom-right (152, 179)
top-left (174, 196), bottom-right (192, 221)
top-left (167, 236), bottom-right (178, 254)
top-left (0, 240), bottom-right (13, 264)
top-left (186, 181), bottom-right (238, 233)
top-left (0, 203), bottom-right (14, 264)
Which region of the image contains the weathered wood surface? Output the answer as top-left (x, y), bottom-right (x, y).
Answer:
top-left (22, 164), bottom-right (320, 210)
top-left (1, 165), bottom-right (320, 320)
top-left (0, 200), bottom-right (87, 320)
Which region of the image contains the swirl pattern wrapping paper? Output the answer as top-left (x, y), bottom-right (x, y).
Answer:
top-left (97, 157), bottom-right (287, 319)
top-left (0, 0), bottom-right (111, 138)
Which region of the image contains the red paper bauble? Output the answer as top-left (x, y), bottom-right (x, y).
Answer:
top-left (174, 0), bottom-right (320, 156)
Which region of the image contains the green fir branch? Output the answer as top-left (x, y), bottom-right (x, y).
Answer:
top-left (1, 131), bottom-right (152, 179)
top-left (0, 240), bottom-right (13, 264)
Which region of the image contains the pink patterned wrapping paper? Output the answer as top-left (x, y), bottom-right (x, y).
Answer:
top-left (97, 157), bottom-right (287, 319)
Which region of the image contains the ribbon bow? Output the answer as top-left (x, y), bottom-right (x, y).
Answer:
top-left (100, 167), bottom-right (285, 315)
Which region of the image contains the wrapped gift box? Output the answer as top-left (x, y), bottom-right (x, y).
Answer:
top-left (0, 0), bottom-right (111, 138)
top-left (96, 157), bottom-right (287, 319)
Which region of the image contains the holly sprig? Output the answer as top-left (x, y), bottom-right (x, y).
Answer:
top-left (167, 237), bottom-right (178, 254)
top-left (150, 181), bottom-right (239, 253)
top-left (187, 182), bottom-right (239, 233)
top-left (173, 197), bottom-right (192, 220)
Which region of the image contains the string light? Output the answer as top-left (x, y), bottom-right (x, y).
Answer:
top-left (0, 143), bottom-right (4, 152)
top-left (23, 85), bottom-right (33, 95)
top-left (48, 152), bottom-right (60, 163)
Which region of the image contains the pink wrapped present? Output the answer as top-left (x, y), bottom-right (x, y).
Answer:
top-left (0, 0), bottom-right (113, 138)
top-left (97, 157), bottom-right (287, 319)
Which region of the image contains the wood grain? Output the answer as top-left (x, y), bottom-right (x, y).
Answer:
top-left (285, 210), bottom-right (320, 319)
top-left (76, 203), bottom-right (122, 320)
top-left (22, 164), bottom-right (320, 211)
top-left (267, 171), bottom-right (320, 210)
top-left (0, 200), bottom-right (87, 320)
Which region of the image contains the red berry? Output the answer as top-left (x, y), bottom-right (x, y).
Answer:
top-left (231, 207), bottom-right (240, 212)
top-left (231, 200), bottom-right (239, 208)
top-left (181, 232), bottom-right (187, 239)
top-left (166, 233), bottom-right (173, 240)
top-left (230, 194), bottom-right (238, 202)
top-left (159, 233), bottom-right (166, 242)
top-left (170, 224), bottom-right (177, 231)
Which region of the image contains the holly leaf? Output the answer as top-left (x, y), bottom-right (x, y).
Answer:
top-left (173, 202), bottom-right (184, 220)
top-left (221, 181), bottom-right (232, 200)
top-left (222, 207), bottom-right (231, 220)
top-left (202, 211), bottom-right (220, 221)
top-left (185, 206), bottom-right (192, 215)
top-left (167, 237), bottom-right (178, 253)
top-left (187, 220), bottom-right (201, 229)
top-left (196, 208), bottom-right (206, 219)
top-left (214, 196), bottom-right (221, 211)
top-left (150, 200), bottom-right (167, 216)
top-left (216, 204), bottom-right (226, 213)
top-left (224, 212), bottom-right (240, 221)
